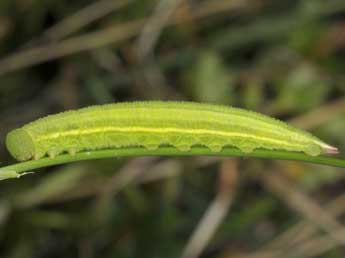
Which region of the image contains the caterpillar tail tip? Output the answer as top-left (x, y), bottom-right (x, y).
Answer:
top-left (324, 145), bottom-right (340, 155)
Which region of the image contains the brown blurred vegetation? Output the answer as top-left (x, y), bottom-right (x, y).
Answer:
top-left (1, 0), bottom-right (345, 258)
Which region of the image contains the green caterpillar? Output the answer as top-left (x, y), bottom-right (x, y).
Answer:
top-left (5, 101), bottom-right (338, 161)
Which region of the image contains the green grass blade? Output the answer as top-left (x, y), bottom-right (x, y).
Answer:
top-left (0, 147), bottom-right (344, 181)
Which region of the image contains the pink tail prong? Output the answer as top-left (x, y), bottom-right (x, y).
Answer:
top-left (324, 145), bottom-right (340, 155)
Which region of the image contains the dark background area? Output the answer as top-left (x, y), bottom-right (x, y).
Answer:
top-left (1, 0), bottom-right (345, 257)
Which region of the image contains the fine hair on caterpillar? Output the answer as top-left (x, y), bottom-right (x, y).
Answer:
top-left (5, 101), bottom-right (339, 161)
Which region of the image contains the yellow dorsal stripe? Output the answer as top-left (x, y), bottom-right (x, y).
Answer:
top-left (36, 126), bottom-right (298, 147)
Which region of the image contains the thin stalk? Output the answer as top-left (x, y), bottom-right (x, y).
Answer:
top-left (0, 147), bottom-right (344, 181)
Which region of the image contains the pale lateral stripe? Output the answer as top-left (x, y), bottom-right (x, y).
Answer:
top-left (35, 126), bottom-right (299, 147)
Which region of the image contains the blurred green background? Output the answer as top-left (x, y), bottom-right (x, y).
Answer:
top-left (1, 0), bottom-right (345, 257)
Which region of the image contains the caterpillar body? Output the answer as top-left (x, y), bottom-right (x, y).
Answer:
top-left (6, 101), bottom-right (338, 161)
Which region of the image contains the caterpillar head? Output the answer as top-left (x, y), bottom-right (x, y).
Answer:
top-left (6, 129), bottom-right (35, 161)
